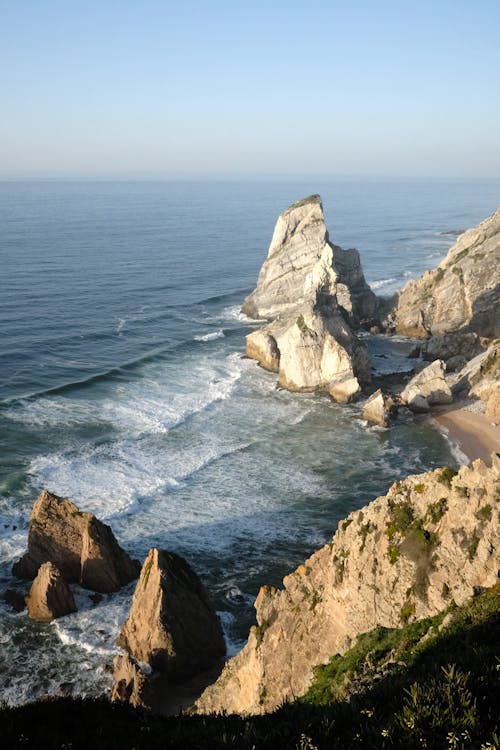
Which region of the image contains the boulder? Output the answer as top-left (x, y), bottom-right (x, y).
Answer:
top-left (400, 360), bottom-right (452, 411)
top-left (329, 377), bottom-right (362, 404)
top-left (26, 562), bottom-right (76, 622)
top-left (12, 490), bottom-right (139, 593)
top-left (195, 457), bottom-right (500, 715)
top-left (421, 332), bottom-right (485, 363)
top-left (245, 330), bottom-right (280, 372)
top-left (385, 207), bottom-right (500, 338)
top-left (112, 548), bottom-right (226, 710)
top-left (362, 389), bottom-right (395, 427)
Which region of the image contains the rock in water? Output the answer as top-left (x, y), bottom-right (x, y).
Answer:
top-left (112, 548), bottom-right (226, 711)
top-left (242, 194), bottom-right (377, 326)
top-left (362, 389), bottom-right (395, 427)
top-left (26, 562), bottom-right (76, 622)
top-left (195, 457), bottom-right (500, 715)
top-left (242, 196), bottom-right (376, 392)
top-left (12, 490), bottom-right (139, 593)
top-left (386, 207), bottom-right (500, 338)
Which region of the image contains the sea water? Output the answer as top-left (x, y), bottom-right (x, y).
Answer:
top-left (1, 178), bottom-right (499, 704)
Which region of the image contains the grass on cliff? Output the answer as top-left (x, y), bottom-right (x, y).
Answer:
top-left (1, 586), bottom-right (499, 749)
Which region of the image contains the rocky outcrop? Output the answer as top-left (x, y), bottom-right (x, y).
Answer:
top-left (112, 548), bottom-right (225, 712)
top-left (242, 196), bottom-right (376, 393)
top-left (421, 332), bottom-right (485, 366)
top-left (195, 457), bottom-right (500, 715)
top-left (400, 360), bottom-right (452, 412)
top-left (26, 562), bottom-right (76, 622)
top-left (242, 195), bottom-right (377, 327)
top-left (362, 389), bottom-right (395, 427)
top-left (386, 208), bottom-right (500, 338)
top-left (12, 490), bottom-right (139, 593)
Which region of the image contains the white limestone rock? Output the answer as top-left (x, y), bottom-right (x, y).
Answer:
top-left (401, 360), bottom-right (452, 411)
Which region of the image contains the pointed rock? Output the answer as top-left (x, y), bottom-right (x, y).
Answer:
top-left (12, 490), bottom-right (139, 593)
top-left (112, 549), bottom-right (225, 711)
top-left (26, 562), bottom-right (76, 622)
top-left (362, 389), bottom-right (395, 427)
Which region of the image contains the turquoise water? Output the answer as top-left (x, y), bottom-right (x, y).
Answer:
top-left (1, 179), bottom-right (499, 703)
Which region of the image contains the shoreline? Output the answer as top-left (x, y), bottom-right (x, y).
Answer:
top-left (432, 404), bottom-right (500, 466)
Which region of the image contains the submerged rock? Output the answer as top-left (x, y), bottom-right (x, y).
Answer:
top-left (385, 207), bottom-right (500, 338)
top-left (195, 456), bottom-right (500, 715)
top-left (12, 490), bottom-right (139, 593)
top-left (112, 548), bottom-right (225, 712)
top-left (26, 562), bottom-right (76, 622)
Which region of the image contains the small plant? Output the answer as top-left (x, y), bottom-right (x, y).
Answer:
top-left (400, 600), bottom-right (416, 624)
top-left (296, 315), bottom-right (310, 334)
top-left (438, 467), bottom-right (458, 488)
top-left (414, 483), bottom-right (426, 494)
top-left (475, 504), bottom-right (492, 522)
top-left (359, 521), bottom-right (375, 552)
top-left (387, 545), bottom-right (400, 564)
top-left (427, 497), bottom-right (448, 524)
top-left (467, 534), bottom-right (480, 562)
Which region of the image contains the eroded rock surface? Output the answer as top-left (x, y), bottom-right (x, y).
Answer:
top-left (362, 389), bottom-right (395, 427)
top-left (12, 490), bottom-right (139, 593)
top-left (386, 208), bottom-right (500, 338)
top-left (242, 196), bottom-right (376, 392)
top-left (26, 561), bottom-right (76, 622)
top-left (400, 360), bottom-right (452, 412)
top-left (112, 548), bottom-right (225, 712)
top-left (195, 457), bottom-right (500, 715)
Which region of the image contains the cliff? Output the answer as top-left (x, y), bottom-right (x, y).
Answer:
top-left (195, 456), bottom-right (500, 715)
top-left (385, 208), bottom-right (500, 338)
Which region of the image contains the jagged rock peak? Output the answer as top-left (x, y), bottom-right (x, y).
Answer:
top-left (195, 456), bottom-right (500, 715)
top-left (241, 194), bottom-right (377, 327)
top-left (113, 548), bottom-right (225, 711)
top-left (12, 490), bottom-right (139, 594)
top-left (385, 207), bottom-right (500, 338)
top-left (26, 561), bottom-right (76, 622)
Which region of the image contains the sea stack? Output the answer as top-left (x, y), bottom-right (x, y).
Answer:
top-left (242, 195), bottom-right (378, 397)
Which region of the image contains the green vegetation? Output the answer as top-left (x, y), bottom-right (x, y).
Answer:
top-left (1, 586), bottom-right (498, 749)
top-left (341, 518), bottom-right (352, 532)
top-left (434, 268), bottom-right (445, 283)
top-left (385, 499), bottom-right (438, 570)
top-left (142, 557), bottom-right (154, 588)
top-left (438, 467), bottom-right (458, 488)
top-left (413, 483), bottom-right (425, 494)
top-left (476, 504), bottom-right (492, 522)
top-left (400, 600), bottom-right (417, 624)
top-left (358, 521), bottom-right (375, 552)
top-left (426, 497), bottom-right (448, 524)
top-left (296, 315), bottom-right (310, 334)
top-left (467, 533), bottom-right (480, 562)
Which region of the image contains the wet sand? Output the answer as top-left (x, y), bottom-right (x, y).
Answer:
top-left (434, 406), bottom-right (500, 465)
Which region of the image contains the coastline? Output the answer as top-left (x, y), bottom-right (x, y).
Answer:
top-left (433, 404), bottom-right (500, 466)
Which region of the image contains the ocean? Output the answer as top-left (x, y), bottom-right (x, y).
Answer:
top-left (1, 178), bottom-right (499, 704)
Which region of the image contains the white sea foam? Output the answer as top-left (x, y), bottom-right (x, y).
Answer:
top-left (370, 277), bottom-right (397, 290)
top-left (193, 329), bottom-right (225, 342)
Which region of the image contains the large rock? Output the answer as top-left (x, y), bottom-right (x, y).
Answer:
top-left (242, 195), bottom-right (377, 327)
top-left (362, 389), bottom-right (395, 427)
top-left (421, 332), bottom-right (485, 363)
top-left (242, 196), bottom-right (375, 392)
top-left (112, 548), bottom-right (226, 711)
top-left (26, 562), bottom-right (76, 622)
top-left (195, 456), bottom-right (500, 715)
top-left (400, 360), bottom-right (452, 411)
top-left (12, 490), bottom-right (139, 593)
top-left (386, 207), bottom-right (500, 338)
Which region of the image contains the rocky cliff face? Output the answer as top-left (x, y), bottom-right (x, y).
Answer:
top-left (113, 548), bottom-right (226, 712)
top-left (385, 208), bottom-right (500, 338)
top-left (195, 456), bottom-right (500, 715)
top-left (25, 561), bottom-right (76, 622)
top-left (13, 490), bottom-right (139, 593)
top-left (242, 196), bottom-right (377, 394)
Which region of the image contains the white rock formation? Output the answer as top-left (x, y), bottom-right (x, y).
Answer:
top-left (400, 360), bottom-right (452, 412)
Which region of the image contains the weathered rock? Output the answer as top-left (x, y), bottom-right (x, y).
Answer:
top-left (421, 332), bottom-right (485, 363)
top-left (112, 549), bottom-right (225, 711)
top-left (26, 562), bottom-right (76, 622)
top-left (329, 377), bottom-right (362, 404)
top-left (362, 389), bottom-right (395, 427)
top-left (485, 385), bottom-right (500, 421)
top-left (245, 330), bottom-right (280, 372)
top-left (242, 196), bottom-right (376, 393)
top-left (272, 305), bottom-right (371, 392)
top-left (400, 360), bottom-right (452, 411)
top-left (12, 490), bottom-right (139, 593)
top-left (242, 195), bottom-right (377, 327)
top-left (195, 457), bottom-right (500, 715)
top-left (3, 588), bottom-right (26, 612)
top-left (386, 208), bottom-right (500, 338)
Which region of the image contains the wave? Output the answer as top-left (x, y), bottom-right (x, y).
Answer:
top-left (193, 329), bottom-right (225, 342)
top-left (369, 277), bottom-right (397, 290)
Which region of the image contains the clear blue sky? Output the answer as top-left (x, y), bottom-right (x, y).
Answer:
top-left (1, 0), bottom-right (499, 178)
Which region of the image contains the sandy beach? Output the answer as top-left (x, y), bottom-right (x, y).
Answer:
top-left (434, 405), bottom-right (500, 466)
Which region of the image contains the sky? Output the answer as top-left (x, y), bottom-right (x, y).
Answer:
top-left (1, 0), bottom-right (500, 179)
